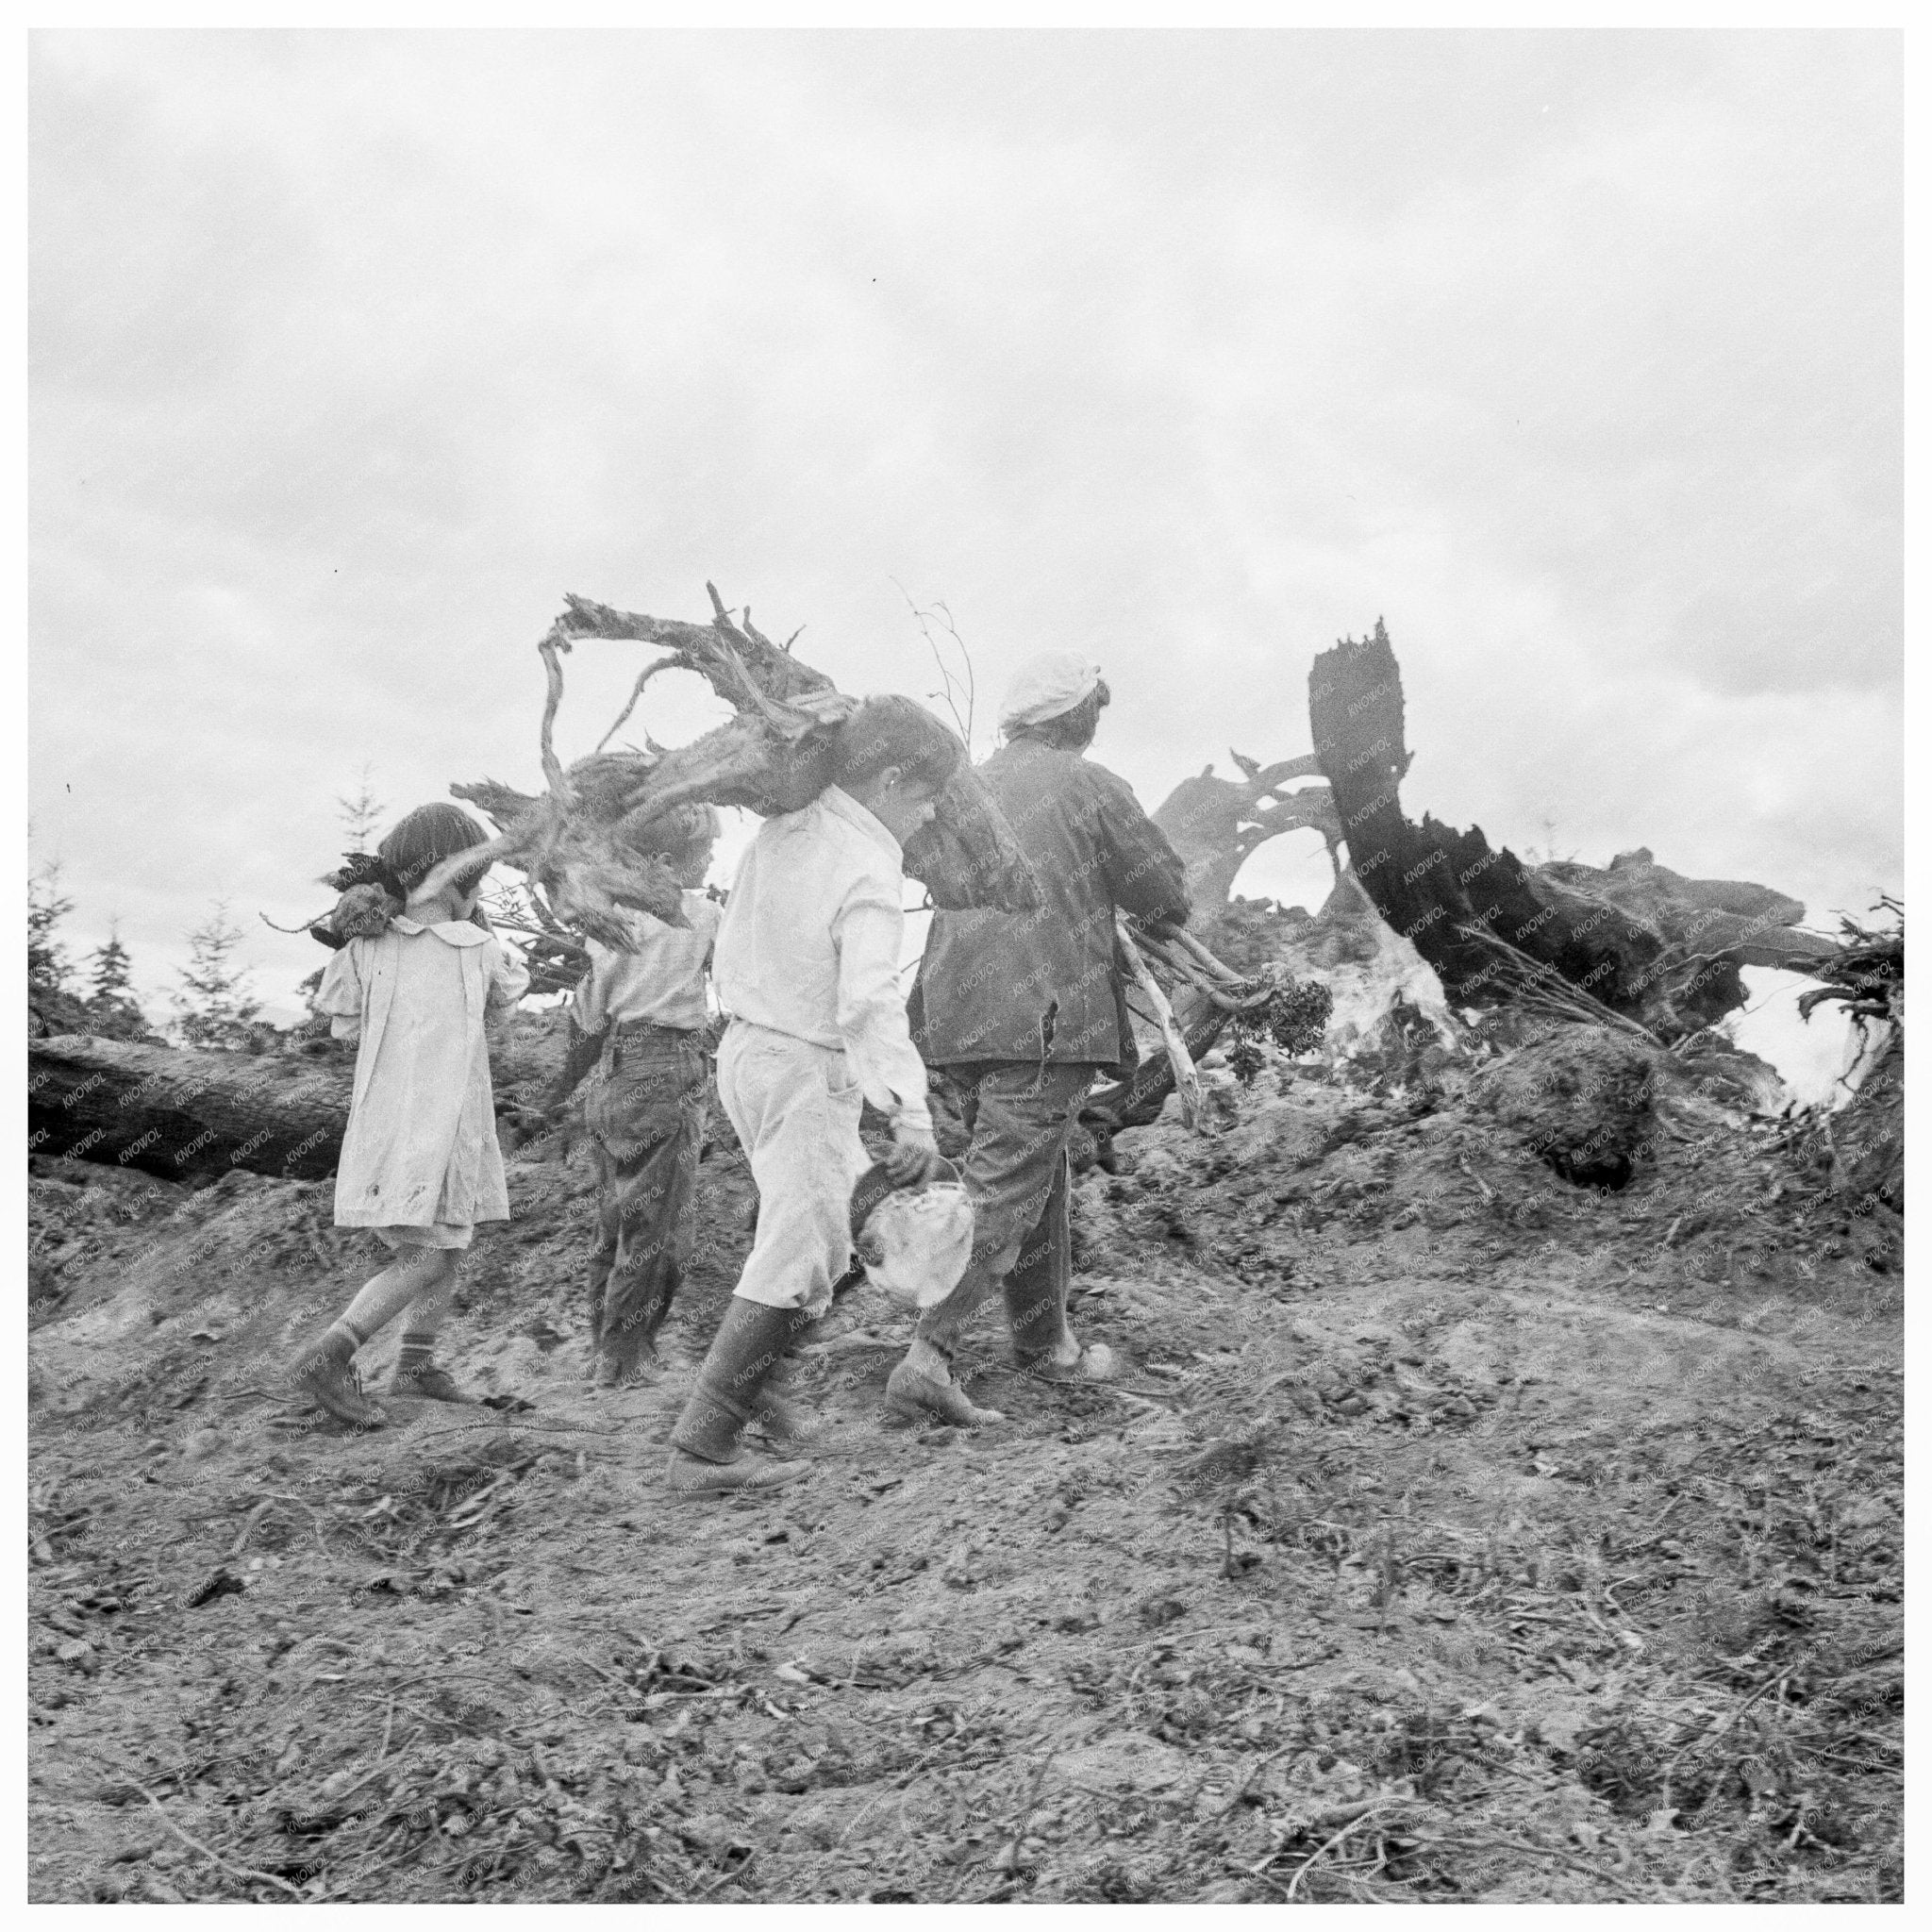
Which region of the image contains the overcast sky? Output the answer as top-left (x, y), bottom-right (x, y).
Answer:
top-left (29, 29), bottom-right (1901, 1024)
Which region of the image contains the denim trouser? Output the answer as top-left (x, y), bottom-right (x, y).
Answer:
top-left (915, 1060), bottom-right (1095, 1363)
top-left (583, 1026), bottom-right (708, 1370)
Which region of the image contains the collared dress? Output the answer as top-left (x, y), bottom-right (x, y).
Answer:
top-left (316, 915), bottom-right (530, 1248)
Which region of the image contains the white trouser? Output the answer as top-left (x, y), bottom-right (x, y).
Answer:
top-left (717, 1020), bottom-right (869, 1314)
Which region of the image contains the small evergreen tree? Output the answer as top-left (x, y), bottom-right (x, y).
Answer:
top-left (337, 763), bottom-right (386, 854)
top-left (27, 861), bottom-right (75, 1000)
top-left (89, 925), bottom-right (134, 1000)
top-left (173, 900), bottom-right (263, 1050)
top-left (27, 860), bottom-right (94, 1034)
top-left (85, 924), bottom-right (151, 1041)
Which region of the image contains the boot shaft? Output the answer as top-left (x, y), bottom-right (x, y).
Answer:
top-left (669, 1297), bottom-right (813, 1464)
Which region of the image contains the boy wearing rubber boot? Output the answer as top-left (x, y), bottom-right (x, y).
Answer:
top-left (664, 697), bottom-right (960, 1497)
top-left (892, 653), bottom-right (1191, 1424)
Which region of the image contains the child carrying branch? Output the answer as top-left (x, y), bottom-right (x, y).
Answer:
top-left (664, 696), bottom-right (958, 1497)
top-left (544, 805), bottom-right (723, 1387)
top-left (291, 804), bottom-right (529, 1427)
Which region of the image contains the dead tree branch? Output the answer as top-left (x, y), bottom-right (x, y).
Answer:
top-left (417, 587), bottom-right (1041, 946)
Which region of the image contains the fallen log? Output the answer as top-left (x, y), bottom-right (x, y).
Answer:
top-left (28, 1036), bottom-right (350, 1187)
top-left (1538, 849), bottom-right (1821, 976)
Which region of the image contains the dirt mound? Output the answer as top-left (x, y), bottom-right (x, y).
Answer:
top-left (1470, 1025), bottom-right (1655, 1189)
top-left (29, 1020), bottom-right (1902, 1904)
top-left (28, 1158), bottom-right (194, 1327)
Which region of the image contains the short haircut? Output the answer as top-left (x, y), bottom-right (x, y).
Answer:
top-left (622, 802), bottom-right (722, 866)
top-left (379, 803), bottom-right (492, 896)
top-left (831, 695), bottom-right (965, 794)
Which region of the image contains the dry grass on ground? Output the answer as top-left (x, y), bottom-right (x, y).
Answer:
top-left (27, 1044), bottom-right (1903, 1903)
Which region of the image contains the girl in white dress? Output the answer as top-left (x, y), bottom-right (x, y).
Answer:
top-left (292, 804), bottom-right (528, 1427)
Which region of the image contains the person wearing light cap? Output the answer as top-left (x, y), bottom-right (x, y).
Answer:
top-left (889, 649), bottom-right (1191, 1426)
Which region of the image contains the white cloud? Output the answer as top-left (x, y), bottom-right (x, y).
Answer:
top-left (29, 31), bottom-right (1899, 1024)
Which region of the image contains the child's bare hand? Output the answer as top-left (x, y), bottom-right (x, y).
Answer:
top-left (883, 1123), bottom-right (943, 1186)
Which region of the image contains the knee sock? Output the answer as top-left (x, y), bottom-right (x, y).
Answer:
top-left (397, 1281), bottom-right (454, 1374)
top-left (325, 1250), bottom-right (450, 1360)
top-left (396, 1329), bottom-right (437, 1374)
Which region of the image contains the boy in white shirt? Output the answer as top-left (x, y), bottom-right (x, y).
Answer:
top-left (666, 696), bottom-right (958, 1496)
top-left (548, 806), bottom-right (723, 1387)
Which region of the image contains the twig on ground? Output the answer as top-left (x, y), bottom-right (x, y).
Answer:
top-left (225, 1499), bottom-right (275, 1558)
top-left (120, 1774), bottom-right (306, 1899)
top-left (1450, 922), bottom-right (1662, 1046)
top-left (1659, 1664), bottom-right (1793, 1813)
top-left (992, 1742), bottom-right (1059, 1885)
top-left (1281, 1802), bottom-right (1400, 1900)
top-left (1426, 1832), bottom-right (1646, 1900)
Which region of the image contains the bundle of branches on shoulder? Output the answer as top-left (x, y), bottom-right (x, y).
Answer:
top-left (301, 851), bottom-right (496, 956)
top-left (312, 853), bottom-right (408, 947)
top-left (408, 585), bottom-right (1039, 979)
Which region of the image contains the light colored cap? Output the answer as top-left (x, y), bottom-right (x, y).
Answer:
top-left (998, 651), bottom-right (1102, 731)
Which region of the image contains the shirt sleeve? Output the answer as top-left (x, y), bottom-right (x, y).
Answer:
top-left (832, 882), bottom-right (933, 1133)
top-left (487, 937), bottom-right (531, 1011)
top-left (1091, 766), bottom-right (1193, 928)
top-left (571, 941), bottom-right (608, 1034)
top-left (314, 941), bottom-right (365, 1042)
top-left (695, 894), bottom-right (724, 965)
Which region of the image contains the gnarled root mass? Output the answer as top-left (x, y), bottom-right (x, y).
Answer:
top-left (1153, 752), bottom-right (1341, 912)
top-left (432, 586), bottom-right (1040, 967)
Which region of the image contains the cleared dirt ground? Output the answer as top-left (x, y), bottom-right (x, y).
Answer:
top-left (26, 1034), bottom-right (1903, 1903)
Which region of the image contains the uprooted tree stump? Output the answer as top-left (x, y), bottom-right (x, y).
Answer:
top-left (1307, 620), bottom-right (1831, 1040)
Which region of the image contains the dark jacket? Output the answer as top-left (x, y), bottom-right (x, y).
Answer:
top-left (909, 738), bottom-right (1191, 1071)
